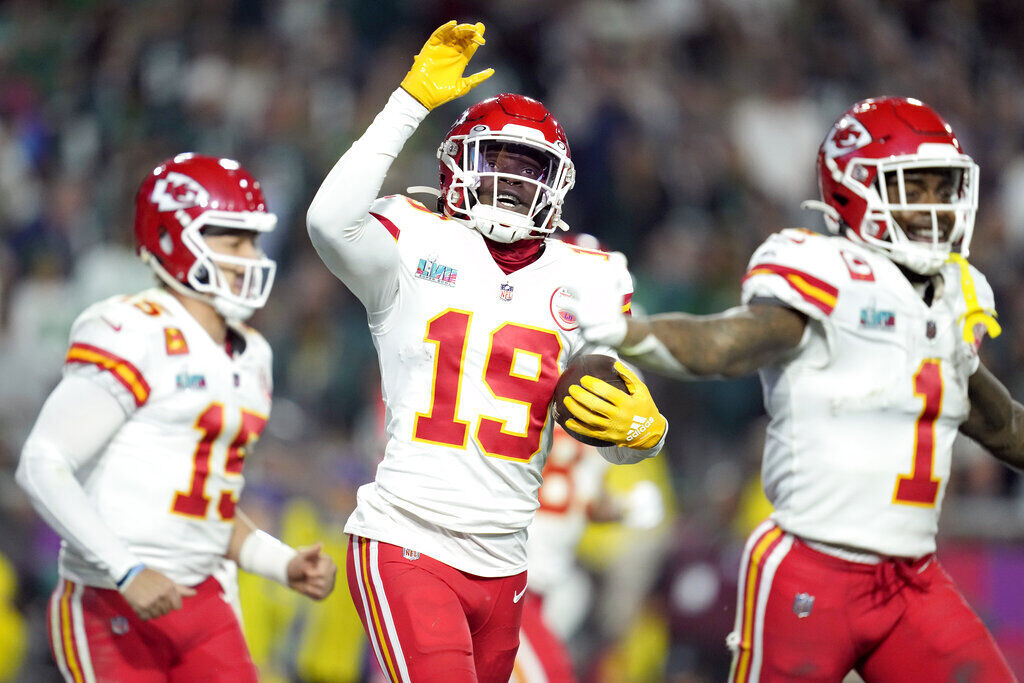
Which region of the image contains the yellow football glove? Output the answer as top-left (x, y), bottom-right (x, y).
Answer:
top-left (564, 362), bottom-right (667, 450)
top-left (400, 20), bottom-right (495, 111)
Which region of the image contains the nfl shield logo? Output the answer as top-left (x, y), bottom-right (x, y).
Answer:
top-left (793, 592), bottom-right (814, 618)
top-left (402, 548), bottom-right (420, 561)
top-left (110, 616), bottom-right (130, 635)
top-left (499, 283), bottom-right (514, 302)
top-left (926, 320), bottom-right (937, 339)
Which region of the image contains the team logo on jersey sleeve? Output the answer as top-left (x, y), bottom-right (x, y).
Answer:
top-left (415, 257), bottom-right (458, 287)
top-left (164, 327), bottom-right (189, 355)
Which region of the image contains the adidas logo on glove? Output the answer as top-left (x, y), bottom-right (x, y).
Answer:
top-left (627, 415), bottom-right (656, 443)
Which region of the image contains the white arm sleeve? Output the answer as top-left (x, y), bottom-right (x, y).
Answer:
top-left (306, 87), bottom-right (429, 316)
top-left (16, 375), bottom-right (142, 582)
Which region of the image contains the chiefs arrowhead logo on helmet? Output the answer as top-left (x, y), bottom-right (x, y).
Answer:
top-left (150, 172), bottom-right (211, 212)
top-left (822, 116), bottom-right (872, 159)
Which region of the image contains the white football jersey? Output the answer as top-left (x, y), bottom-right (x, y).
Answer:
top-left (742, 229), bottom-right (994, 557)
top-left (60, 287), bottom-right (272, 586)
top-left (344, 195), bottom-right (634, 576)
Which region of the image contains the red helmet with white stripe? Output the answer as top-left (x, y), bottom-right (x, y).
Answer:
top-left (133, 153), bottom-right (277, 320)
top-left (438, 94), bottom-right (575, 243)
top-left (806, 97), bottom-right (978, 275)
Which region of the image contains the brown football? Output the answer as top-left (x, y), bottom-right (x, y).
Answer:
top-left (550, 354), bottom-right (628, 447)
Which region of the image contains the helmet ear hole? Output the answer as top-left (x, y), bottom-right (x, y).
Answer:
top-left (158, 227), bottom-right (174, 255)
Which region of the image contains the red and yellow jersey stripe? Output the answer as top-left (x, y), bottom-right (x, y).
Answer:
top-left (65, 343), bottom-right (150, 407)
top-left (742, 263), bottom-right (838, 315)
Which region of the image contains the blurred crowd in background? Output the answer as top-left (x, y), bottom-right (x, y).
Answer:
top-left (2, 0), bottom-right (1024, 680)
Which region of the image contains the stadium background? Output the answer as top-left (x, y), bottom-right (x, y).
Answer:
top-left (1, 0), bottom-right (1023, 680)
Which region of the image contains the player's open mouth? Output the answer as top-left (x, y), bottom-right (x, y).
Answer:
top-left (496, 191), bottom-right (521, 209)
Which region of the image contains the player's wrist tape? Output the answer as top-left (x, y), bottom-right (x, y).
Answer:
top-left (619, 334), bottom-right (694, 379)
top-left (116, 563), bottom-right (146, 592)
top-left (238, 530), bottom-right (297, 586)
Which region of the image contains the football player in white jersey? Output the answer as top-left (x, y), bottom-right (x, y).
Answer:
top-left (306, 21), bottom-right (667, 683)
top-left (570, 97), bottom-right (1021, 681)
top-left (17, 154), bottom-right (337, 682)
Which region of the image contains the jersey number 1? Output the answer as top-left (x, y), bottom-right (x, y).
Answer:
top-left (893, 359), bottom-right (942, 506)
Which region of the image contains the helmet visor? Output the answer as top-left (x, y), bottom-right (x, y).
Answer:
top-left (464, 137), bottom-right (569, 227)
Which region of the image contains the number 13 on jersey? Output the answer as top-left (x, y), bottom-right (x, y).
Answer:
top-left (413, 309), bottom-right (564, 462)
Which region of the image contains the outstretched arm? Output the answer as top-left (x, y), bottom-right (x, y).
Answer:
top-left (570, 276), bottom-right (808, 379)
top-left (960, 362), bottom-right (1024, 471)
top-left (620, 302), bottom-right (808, 378)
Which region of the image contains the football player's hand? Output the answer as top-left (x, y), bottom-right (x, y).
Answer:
top-left (564, 361), bottom-right (666, 449)
top-left (286, 543), bottom-right (337, 601)
top-left (121, 568), bottom-right (197, 620)
top-left (400, 20), bottom-right (494, 111)
top-left (565, 285), bottom-right (628, 348)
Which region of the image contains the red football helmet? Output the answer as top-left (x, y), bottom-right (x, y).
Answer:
top-left (805, 97), bottom-right (978, 274)
top-left (437, 93), bottom-right (575, 243)
top-left (134, 153), bottom-right (277, 320)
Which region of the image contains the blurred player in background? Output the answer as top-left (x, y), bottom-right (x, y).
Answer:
top-left (306, 20), bottom-right (667, 682)
top-left (16, 154), bottom-right (337, 682)
top-left (511, 423), bottom-right (666, 683)
top-left (570, 97), bottom-right (1021, 680)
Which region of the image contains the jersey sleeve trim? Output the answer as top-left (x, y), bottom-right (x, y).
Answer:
top-left (622, 292), bottom-right (632, 316)
top-left (65, 343), bottom-right (150, 406)
top-left (743, 263), bottom-right (838, 315)
top-left (369, 211), bottom-right (400, 241)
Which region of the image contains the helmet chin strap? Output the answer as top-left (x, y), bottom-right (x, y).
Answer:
top-left (212, 296), bottom-right (256, 322)
top-left (470, 203), bottom-right (541, 243)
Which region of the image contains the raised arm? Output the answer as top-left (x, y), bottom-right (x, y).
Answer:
top-left (959, 362), bottom-right (1024, 471)
top-left (305, 88), bottom-right (425, 314)
top-left (306, 21), bottom-right (492, 316)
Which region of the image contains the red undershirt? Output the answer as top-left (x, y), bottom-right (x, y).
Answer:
top-left (485, 237), bottom-right (545, 275)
